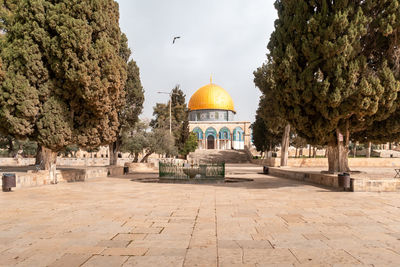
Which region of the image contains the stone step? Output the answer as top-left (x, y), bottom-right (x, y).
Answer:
top-left (188, 149), bottom-right (251, 163)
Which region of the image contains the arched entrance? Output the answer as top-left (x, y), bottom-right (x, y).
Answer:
top-left (205, 127), bottom-right (217, 150)
top-left (207, 135), bottom-right (215, 149)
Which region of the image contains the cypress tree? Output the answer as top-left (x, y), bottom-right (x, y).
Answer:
top-left (267, 0), bottom-right (400, 172)
top-left (0, 0), bottom-right (127, 169)
top-left (254, 63), bottom-right (289, 163)
top-left (151, 86), bottom-right (190, 157)
top-left (109, 33), bottom-right (144, 165)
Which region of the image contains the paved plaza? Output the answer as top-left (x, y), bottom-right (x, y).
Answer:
top-left (1, 164), bottom-right (400, 266)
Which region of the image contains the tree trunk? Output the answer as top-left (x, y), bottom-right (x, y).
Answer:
top-left (140, 152), bottom-right (153, 163)
top-left (295, 147), bottom-right (298, 158)
top-left (35, 144), bottom-right (42, 165)
top-left (38, 147), bottom-right (58, 171)
top-left (313, 147), bottom-right (317, 158)
top-left (366, 142), bottom-right (371, 158)
top-left (308, 145), bottom-right (312, 158)
top-left (7, 136), bottom-right (14, 157)
top-left (133, 152), bottom-right (139, 163)
top-left (327, 128), bottom-right (350, 173)
top-left (280, 124), bottom-right (290, 167)
top-left (109, 140), bottom-right (120, 166)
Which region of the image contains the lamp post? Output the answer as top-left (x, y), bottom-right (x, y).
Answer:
top-left (157, 90), bottom-right (178, 135)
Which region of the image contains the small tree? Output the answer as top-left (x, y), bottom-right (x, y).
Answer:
top-left (180, 133), bottom-right (198, 159)
top-left (120, 120), bottom-right (149, 162)
top-left (140, 129), bottom-right (178, 163)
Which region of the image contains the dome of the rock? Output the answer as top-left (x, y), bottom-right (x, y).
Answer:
top-left (188, 83), bottom-right (235, 112)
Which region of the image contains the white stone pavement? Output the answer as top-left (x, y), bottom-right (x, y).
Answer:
top-left (0, 164), bottom-right (400, 266)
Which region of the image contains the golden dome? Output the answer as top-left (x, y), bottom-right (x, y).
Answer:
top-left (188, 82), bottom-right (235, 112)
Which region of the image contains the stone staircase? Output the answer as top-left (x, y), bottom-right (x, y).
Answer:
top-left (188, 149), bottom-right (251, 164)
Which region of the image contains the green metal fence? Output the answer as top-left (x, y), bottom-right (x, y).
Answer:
top-left (159, 162), bottom-right (225, 180)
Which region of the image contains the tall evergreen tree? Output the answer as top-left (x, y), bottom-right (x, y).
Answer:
top-left (254, 63), bottom-right (288, 163)
top-left (0, 0), bottom-right (127, 169)
top-left (151, 85), bottom-right (191, 157)
top-left (267, 0), bottom-right (400, 172)
top-left (109, 33), bottom-right (144, 165)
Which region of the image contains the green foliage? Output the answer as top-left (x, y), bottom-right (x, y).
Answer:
top-left (117, 33), bottom-right (144, 136)
top-left (121, 120), bottom-right (148, 156)
top-left (19, 139), bottom-right (37, 157)
top-left (180, 132), bottom-right (198, 158)
top-left (0, 0), bottom-right (17, 32)
top-left (291, 134), bottom-right (307, 149)
top-left (0, 0), bottom-right (127, 151)
top-left (149, 128), bottom-right (178, 156)
top-left (0, 134), bottom-right (37, 157)
top-left (267, 0), bottom-right (400, 146)
top-left (151, 85), bottom-right (190, 156)
top-left (121, 120), bottom-right (178, 161)
top-left (252, 63), bottom-right (286, 153)
top-left (60, 144), bottom-right (79, 157)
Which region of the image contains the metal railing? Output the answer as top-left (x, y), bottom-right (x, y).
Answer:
top-left (159, 162), bottom-right (225, 180)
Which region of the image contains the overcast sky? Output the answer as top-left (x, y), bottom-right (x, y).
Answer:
top-left (116, 0), bottom-right (277, 122)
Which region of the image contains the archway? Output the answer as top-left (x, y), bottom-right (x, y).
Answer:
top-left (233, 127), bottom-right (244, 149)
top-left (207, 135), bottom-right (215, 149)
top-left (192, 127), bottom-right (204, 149)
top-left (219, 127), bottom-right (231, 150)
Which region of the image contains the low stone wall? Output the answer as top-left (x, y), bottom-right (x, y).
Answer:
top-left (0, 157), bottom-right (136, 167)
top-left (0, 158), bottom-right (35, 166)
top-left (124, 162), bottom-right (157, 173)
top-left (57, 158), bottom-right (109, 166)
top-left (85, 167), bottom-right (108, 179)
top-left (58, 158), bottom-right (131, 167)
top-left (1, 167), bottom-right (109, 190)
top-left (268, 168), bottom-right (338, 188)
top-left (254, 157), bottom-right (400, 168)
top-left (107, 166), bottom-right (124, 176)
top-left (352, 178), bottom-right (400, 192)
top-left (267, 167), bottom-right (400, 192)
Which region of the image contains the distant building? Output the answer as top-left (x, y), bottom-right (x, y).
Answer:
top-left (188, 79), bottom-right (251, 150)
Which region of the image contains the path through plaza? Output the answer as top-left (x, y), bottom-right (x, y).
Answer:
top-left (1, 164), bottom-right (400, 266)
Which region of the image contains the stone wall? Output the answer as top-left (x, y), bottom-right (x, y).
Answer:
top-left (267, 167), bottom-right (400, 192)
top-left (124, 163), bottom-right (157, 173)
top-left (0, 157), bottom-right (133, 167)
top-left (254, 157), bottom-right (400, 167)
top-left (1, 167), bottom-right (108, 190)
top-left (0, 158), bottom-right (35, 166)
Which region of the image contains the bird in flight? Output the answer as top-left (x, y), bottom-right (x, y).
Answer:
top-left (172, 36), bottom-right (181, 44)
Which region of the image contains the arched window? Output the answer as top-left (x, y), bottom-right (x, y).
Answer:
top-left (218, 127), bottom-right (230, 140)
top-left (192, 127), bottom-right (203, 140)
top-left (233, 127), bottom-right (244, 141)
